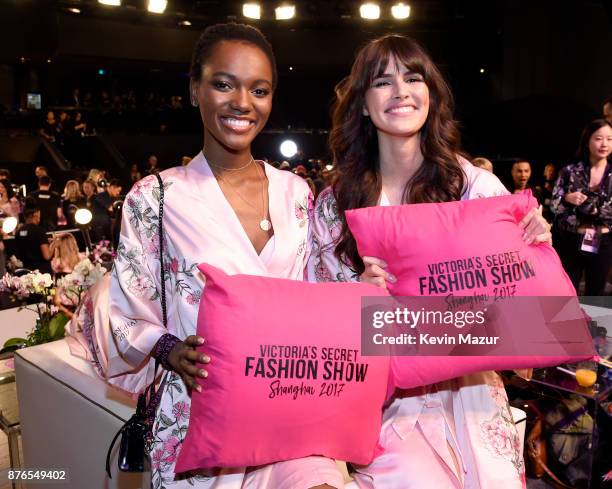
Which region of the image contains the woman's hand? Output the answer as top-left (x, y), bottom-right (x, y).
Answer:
top-left (360, 256), bottom-right (396, 289)
top-left (519, 208), bottom-right (552, 245)
top-left (564, 191), bottom-right (588, 206)
top-left (167, 335), bottom-right (210, 393)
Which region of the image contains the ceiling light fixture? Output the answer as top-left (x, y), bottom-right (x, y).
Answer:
top-left (147, 0), bottom-right (167, 14)
top-left (360, 3), bottom-right (380, 20)
top-left (243, 3), bottom-right (261, 19)
top-left (275, 5), bottom-right (295, 20)
top-left (391, 3), bottom-right (410, 20)
top-left (98, 0), bottom-right (121, 6)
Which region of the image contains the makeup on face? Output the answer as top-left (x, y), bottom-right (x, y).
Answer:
top-left (364, 56), bottom-right (429, 137)
top-left (195, 41), bottom-right (274, 152)
top-left (589, 126), bottom-right (612, 160)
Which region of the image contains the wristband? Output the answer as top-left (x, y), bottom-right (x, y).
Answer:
top-left (152, 333), bottom-right (182, 371)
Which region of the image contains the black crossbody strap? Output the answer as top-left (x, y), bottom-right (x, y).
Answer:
top-left (155, 172), bottom-right (167, 328)
top-left (106, 174), bottom-right (167, 479)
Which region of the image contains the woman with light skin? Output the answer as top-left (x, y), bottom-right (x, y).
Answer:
top-left (109, 23), bottom-right (340, 489)
top-left (472, 157), bottom-right (493, 173)
top-left (61, 180), bottom-right (86, 227)
top-left (309, 34), bottom-right (551, 488)
top-left (551, 119), bottom-right (612, 294)
top-left (50, 233), bottom-right (82, 274)
top-left (0, 180), bottom-right (20, 218)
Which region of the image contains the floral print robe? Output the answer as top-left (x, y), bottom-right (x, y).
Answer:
top-left (109, 153), bottom-right (325, 488)
top-left (307, 160), bottom-right (526, 489)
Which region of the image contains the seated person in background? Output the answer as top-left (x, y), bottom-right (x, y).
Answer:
top-left (0, 180), bottom-right (20, 218)
top-left (92, 179), bottom-right (122, 242)
top-left (15, 207), bottom-right (52, 274)
top-left (61, 180), bottom-right (86, 228)
top-left (82, 178), bottom-right (97, 210)
top-left (87, 169), bottom-right (106, 193)
top-left (144, 153), bottom-right (160, 175)
top-left (29, 176), bottom-right (62, 231)
top-left (49, 233), bottom-right (82, 274)
top-left (511, 159), bottom-right (542, 204)
top-left (128, 163), bottom-right (142, 188)
top-left (472, 156), bottom-right (493, 172)
top-left (40, 112), bottom-right (58, 143)
top-left (71, 111), bottom-right (87, 137)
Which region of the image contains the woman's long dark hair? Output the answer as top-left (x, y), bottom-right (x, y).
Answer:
top-left (329, 35), bottom-right (465, 273)
top-left (576, 118), bottom-right (612, 163)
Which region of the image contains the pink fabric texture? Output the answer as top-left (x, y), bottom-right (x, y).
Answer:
top-left (345, 192), bottom-right (595, 390)
top-left (174, 264), bottom-right (390, 473)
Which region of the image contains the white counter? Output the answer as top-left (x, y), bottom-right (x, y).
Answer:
top-left (14, 339), bottom-right (149, 489)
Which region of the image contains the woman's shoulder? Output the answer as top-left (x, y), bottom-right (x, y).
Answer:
top-left (313, 186), bottom-right (343, 230)
top-left (265, 162), bottom-right (311, 196)
top-left (316, 186), bottom-right (336, 208)
top-left (458, 155), bottom-right (509, 199)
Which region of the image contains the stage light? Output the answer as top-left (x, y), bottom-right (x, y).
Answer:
top-left (1, 217), bottom-right (17, 234)
top-left (98, 0), bottom-right (121, 6)
top-left (75, 209), bottom-right (93, 226)
top-left (243, 3), bottom-right (261, 19)
top-left (325, 164), bottom-right (334, 171)
top-left (47, 59), bottom-right (52, 64)
top-left (147, 0), bottom-right (167, 14)
top-left (391, 3), bottom-right (410, 19)
top-left (179, 20), bottom-right (192, 26)
top-left (98, 68), bottom-right (106, 75)
top-left (275, 4), bottom-right (295, 20)
top-left (480, 68), bottom-right (485, 73)
top-left (280, 140), bottom-right (298, 158)
top-left (68, 8), bottom-right (81, 14)
top-left (289, 66), bottom-right (293, 71)
top-left (360, 3), bottom-right (380, 20)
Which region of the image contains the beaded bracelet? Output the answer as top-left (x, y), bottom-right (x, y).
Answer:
top-left (152, 333), bottom-right (182, 371)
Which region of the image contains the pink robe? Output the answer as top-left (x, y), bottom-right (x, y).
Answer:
top-left (108, 153), bottom-right (343, 488)
top-left (308, 159), bottom-right (527, 489)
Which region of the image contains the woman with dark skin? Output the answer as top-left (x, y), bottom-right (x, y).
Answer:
top-left (110, 24), bottom-right (340, 489)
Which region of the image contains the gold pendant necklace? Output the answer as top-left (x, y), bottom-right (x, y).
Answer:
top-left (208, 157), bottom-right (254, 172)
top-left (213, 158), bottom-right (271, 232)
top-left (256, 162), bottom-right (271, 231)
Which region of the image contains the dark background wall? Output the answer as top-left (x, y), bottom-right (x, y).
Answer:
top-left (0, 0), bottom-right (610, 169)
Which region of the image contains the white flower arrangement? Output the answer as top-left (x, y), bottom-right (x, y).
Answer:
top-left (56, 258), bottom-right (106, 306)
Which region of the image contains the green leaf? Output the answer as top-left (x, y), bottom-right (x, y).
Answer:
top-left (48, 313), bottom-right (70, 340)
top-left (3, 337), bottom-right (29, 348)
top-left (159, 413), bottom-right (173, 427)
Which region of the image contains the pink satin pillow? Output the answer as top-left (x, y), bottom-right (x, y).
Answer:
top-left (346, 192), bottom-right (574, 297)
top-left (175, 264), bottom-right (390, 472)
top-left (345, 193), bottom-right (594, 389)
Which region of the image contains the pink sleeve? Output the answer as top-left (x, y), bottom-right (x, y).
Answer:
top-left (108, 182), bottom-right (169, 380)
top-left (306, 187), bottom-right (358, 283)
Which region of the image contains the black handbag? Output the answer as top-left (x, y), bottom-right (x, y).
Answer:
top-left (106, 173), bottom-right (168, 477)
